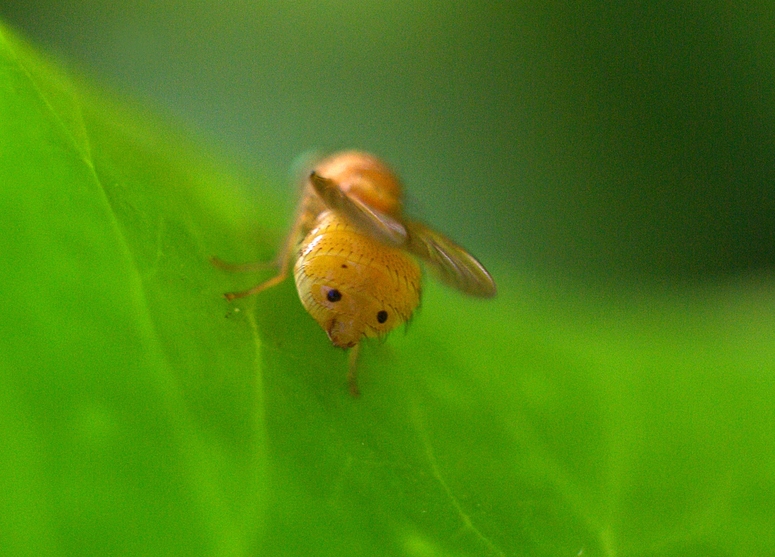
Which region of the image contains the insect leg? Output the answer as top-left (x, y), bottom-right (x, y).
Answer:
top-left (223, 272), bottom-right (288, 301)
top-left (221, 206), bottom-right (309, 301)
top-left (347, 343), bottom-right (361, 398)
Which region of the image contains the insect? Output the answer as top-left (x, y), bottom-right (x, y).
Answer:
top-left (213, 151), bottom-right (496, 396)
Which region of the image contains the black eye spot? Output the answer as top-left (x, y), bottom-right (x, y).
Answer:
top-left (340, 264), bottom-right (348, 269)
top-left (327, 289), bottom-right (342, 302)
top-left (376, 310), bottom-right (388, 324)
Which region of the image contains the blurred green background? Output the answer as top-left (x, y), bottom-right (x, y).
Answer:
top-left (3, 0), bottom-right (775, 284)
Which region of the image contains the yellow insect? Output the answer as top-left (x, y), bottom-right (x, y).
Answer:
top-left (214, 151), bottom-right (496, 396)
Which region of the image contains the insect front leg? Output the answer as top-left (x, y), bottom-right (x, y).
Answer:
top-left (347, 343), bottom-right (361, 397)
top-left (215, 206), bottom-right (309, 301)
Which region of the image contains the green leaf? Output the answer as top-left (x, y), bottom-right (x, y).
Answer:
top-left (1, 21), bottom-right (774, 557)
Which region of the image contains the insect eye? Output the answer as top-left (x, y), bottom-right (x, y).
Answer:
top-left (327, 289), bottom-right (342, 302)
top-left (376, 310), bottom-right (388, 324)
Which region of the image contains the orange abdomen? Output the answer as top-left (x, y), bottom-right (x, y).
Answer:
top-left (294, 211), bottom-right (421, 348)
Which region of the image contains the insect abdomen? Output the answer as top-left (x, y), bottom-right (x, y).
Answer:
top-left (294, 212), bottom-right (421, 347)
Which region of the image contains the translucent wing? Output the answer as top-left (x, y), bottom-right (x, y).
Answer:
top-left (309, 171), bottom-right (407, 247)
top-left (405, 221), bottom-right (497, 298)
top-left (310, 170), bottom-right (495, 297)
